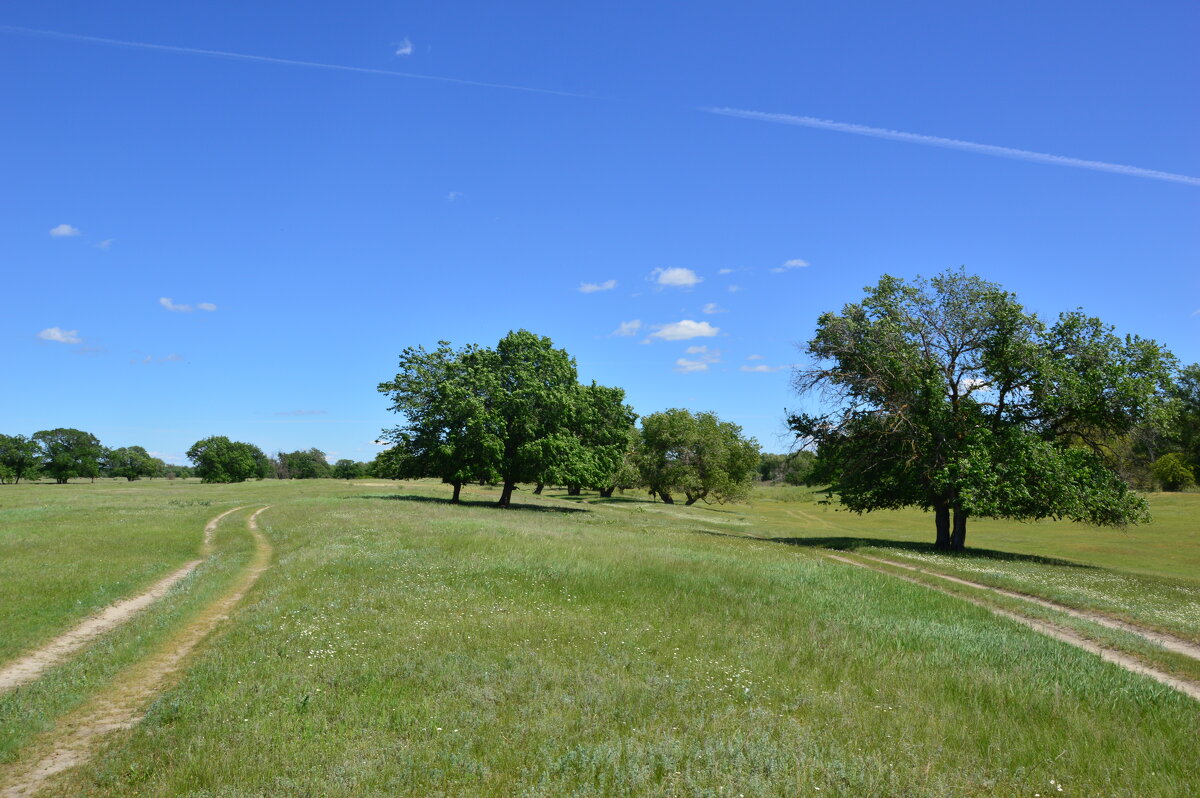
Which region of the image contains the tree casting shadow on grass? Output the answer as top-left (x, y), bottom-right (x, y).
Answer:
top-left (355, 493), bottom-right (590, 515)
top-left (768, 535), bottom-right (1096, 569)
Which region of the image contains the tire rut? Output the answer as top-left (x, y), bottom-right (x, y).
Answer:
top-left (0, 506), bottom-right (245, 695)
top-left (0, 506), bottom-right (274, 798)
top-left (827, 553), bottom-right (1200, 702)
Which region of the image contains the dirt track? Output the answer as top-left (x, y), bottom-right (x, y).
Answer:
top-left (0, 506), bottom-right (245, 695)
top-left (828, 553), bottom-right (1200, 702)
top-left (0, 506), bottom-right (274, 798)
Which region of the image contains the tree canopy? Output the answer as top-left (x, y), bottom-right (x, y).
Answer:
top-left (637, 409), bottom-right (760, 505)
top-left (33, 428), bottom-right (105, 484)
top-left (0, 434), bottom-right (41, 484)
top-left (790, 269), bottom-right (1176, 549)
top-left (187, 436), bottom-right (271, 483)
top-left (106, 445), bottom-right (158, 481)
top-left (379, 330), bottom-right (636, 506)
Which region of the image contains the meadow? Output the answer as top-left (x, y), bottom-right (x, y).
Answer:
top-left (0, 478), bottom-right (1197, 796)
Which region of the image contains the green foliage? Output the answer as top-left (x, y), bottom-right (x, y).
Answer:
top-left (277, 448), bottom-right (333, 479)
top-left (1151, 453), bottom-right (1195, 492)
top-left (106, 445), bottom-right (158, 481)
top-left (332, 459), bottom-right (366, 480)
top-left (186, 436), bottom-right (270, 483)
top-left (791, 268), bottom-right (1176, 549)
top-left (32, 428), bottom-right (105, 484)
top-left (758, 451), bottom-right (816, 485)
top-left (638, 409), bottom-right (760, 505)
top-left (379, 330), bottom-right (635, 505)
top-left (0, 434), bottom-right (41, 484)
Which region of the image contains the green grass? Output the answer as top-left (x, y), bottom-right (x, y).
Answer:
top-left (0, 505), bottom-right (257, 765)
top-left (20, 480), bottom-right (1192, 797)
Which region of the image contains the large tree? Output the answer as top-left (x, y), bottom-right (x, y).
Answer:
top-left (638, 409), bottom-right (761, 505)
top-left (33, 428), bottom-right (105, 484)
top-left (187, 436), bottom-right (271, 483)
top-left (790, 269), bottom-right (1176, 550)
top-left (106, 445), bottom-right (158, 481)
top-left (0, 434), bottom-right (41, 484)
top-left (278, 448), bottom-right (333, 479)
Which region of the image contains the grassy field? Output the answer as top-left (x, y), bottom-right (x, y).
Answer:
top-left (1, 479), bottom-right (1197, 796)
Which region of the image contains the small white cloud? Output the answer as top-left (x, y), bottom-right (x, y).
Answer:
top-left (38, 327), bottom-right (82, 344)
top-left (1192, 308), bottom-right (1200, 317)
top-left (394, 37), bottom-right (414, 56)
top-left (718, 268), bottom-right (735, 275)
top-left (771, 258), bottom-right (810, 273)
top-left (49, 224), bottom-right (81, 238)
top-left (648, 320), bottom-right (720, 341)
top-left (95, 239), bottom-right (113, 250)
top-left (580, 279), bottom-right (617, 294)
top-left (675, 346), bottom-right (720, 373)
top-left (197, 302), bottom-right (217, 312)
top-left (161, 353), bottom-right (184, 363)
top-left (651, 267), bottom-right (702, 288)
top-left (740, 364), bottom-right (787, 373)
top-left (613, 319), bottom-right (642, 337)
top-left (701, 302), bottom-right (725, 314)
top-left (160, 297), bottom-right (193, 312)
top-left (747, 354), bottom-right (764, 360)
top-left (447, 191), bottom-right (463, 202)
top-left (728, 284), bottom-right (742, 293)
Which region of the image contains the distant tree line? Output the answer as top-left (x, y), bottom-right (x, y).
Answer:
top-left (0, 429), bottom-right (194, 484)
top-left (376, 330), bottom-right (761, 506)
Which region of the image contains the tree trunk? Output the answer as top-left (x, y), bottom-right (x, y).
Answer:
top-left (659, 491), bottom-right (674, 504)
top-left (599, 487), bottom-right (615, 498)
top-left (684, 493), bottom-right (700, 506)
top-left (498, 480), bottom-right (516, 507)
top-left (451, 481), bottom-right (462, 503)
top-left (934, 503), bottom-right (951, 549)
top-left (533, 483), bottom-right (544, 495)
top-left (567, 485), bottom-right (581, 496)
top-left (950, 508), bottom-right (968, 550)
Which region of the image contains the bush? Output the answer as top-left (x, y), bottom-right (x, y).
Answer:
top-left (1151, 453), bottom-right (1196, 492)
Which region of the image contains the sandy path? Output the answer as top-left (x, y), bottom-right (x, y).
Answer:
top-left (855, 552), bottom-right (1200, 661)
top-left (827, 553), bottom-right (1200, 702)
top-left (0, 506), bottom-right (245, 696)
top-left (0, 506), bottom-right (274, 798)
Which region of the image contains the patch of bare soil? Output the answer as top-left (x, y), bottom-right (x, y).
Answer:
top-left (0, 507), bottom-right (274, 798)
top-left (0, 507), bottom-right (245, 696)
top-left (828, 553), bottom-right (1200, 702)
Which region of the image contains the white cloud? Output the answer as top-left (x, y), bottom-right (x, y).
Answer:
top-left (771, 258), bottom-right (810, 273)
top-left (160, 297), bottom-right (193, 312)
top-left (718, 268), bottom-right (735, 275)
top-left (675, 358), bottom-right (710, 373)
top-left (647, 320), bottom-right (720, 341)
top-left (447, 191), bottom-right (463, 201)
top-left (612, 319), bottom-right (642, 337)
top-left (95, 239), bottom-right (113, 250)
top-left (197, 302), bottom-right (217, 312)
top-left (747, 354), bottom-right (764, 360)
top-left (1192, 308), bottom-right (1200, 317)
top-left (701, 302), bottom-right (725, 314)
top-left (651, 267), bottom-right (702, 288)
top-left (728, 284), bottom-right (742, 293)
top-left (38, 327), bottom-right (82, 344)
top-left (580, 279), bottom-right (617, 293)
top-left (49, 223), bottom-right (80, 237)
top-left (740, 364), bottom-right (787, 373)
top-left (675, 346), bottom-right (721, 373)
top-left (394, 37), bottom-right (414, 56)
top-left (161, 353), bottom-right (184, 362)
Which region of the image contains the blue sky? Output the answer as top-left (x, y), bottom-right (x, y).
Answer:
top-left (3, 1), bottom-right (1196, 464)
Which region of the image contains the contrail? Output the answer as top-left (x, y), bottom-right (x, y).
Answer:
top-left (0, 24), bottom-right (591, 99)
top-left (704, 107), bottom-right (1200, 187)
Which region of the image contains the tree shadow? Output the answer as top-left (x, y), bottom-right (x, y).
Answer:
top-left (765, 535), bottom-right (1096, 569)
top-left (355, 493), bottom-right (590, 515)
